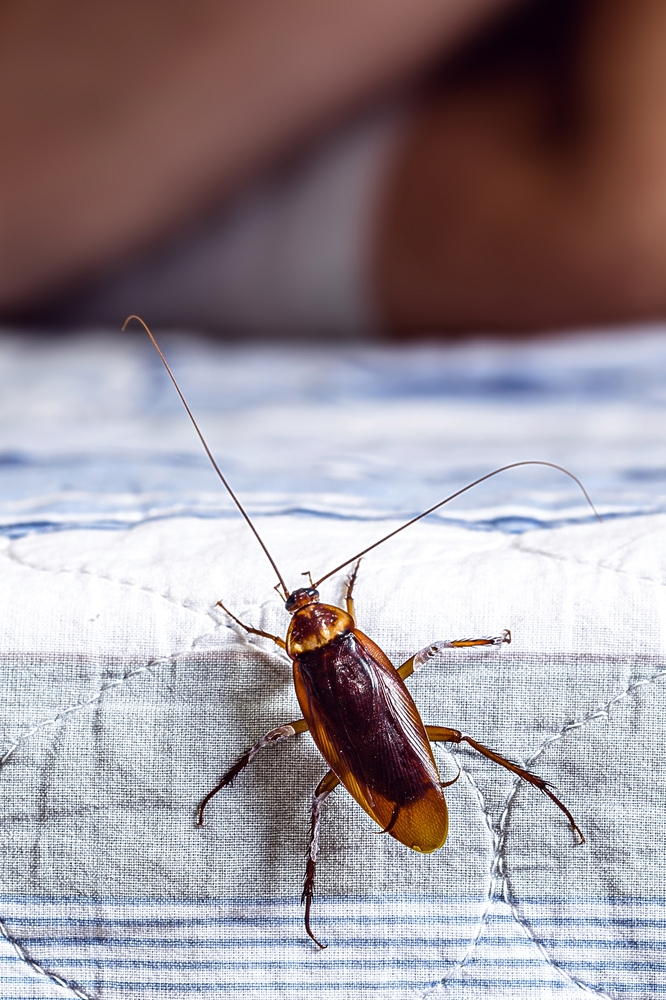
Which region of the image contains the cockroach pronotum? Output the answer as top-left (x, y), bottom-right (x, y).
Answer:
top-left (123, 315), bottom-right (600, 949)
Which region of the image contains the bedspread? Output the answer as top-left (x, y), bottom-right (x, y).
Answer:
top-left (1, 325), bottom-right (665, 999)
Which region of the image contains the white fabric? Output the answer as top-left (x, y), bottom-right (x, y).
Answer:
top-left (1, 326), bottom-right (665, 999)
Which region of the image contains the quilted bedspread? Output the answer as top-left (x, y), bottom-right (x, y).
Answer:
top-left (1, 325), bottom-right (665, 999)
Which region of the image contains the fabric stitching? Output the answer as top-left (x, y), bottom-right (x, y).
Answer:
top-left (494, 664), bottom-right (666, 999)
top-left (0, 915), bottom-right (91, 1000)
top-left (419, 663), bottom-right (665, 999)
top-left (513, 535), bottom-right (666, 591)
top-left (0, 662), bottom-right (155, 766)
top-left (1, 542), bottom-right (220, 619)
top-left (420, 756), bottom-right (497, 998)
top-left (1, 544), bottom-right (289, 665)
top-left (0, 608), bottom-right (242, 765)
top-left (0, 622), bottom-right (225, 1000)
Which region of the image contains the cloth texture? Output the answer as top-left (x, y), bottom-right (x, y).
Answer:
top-left (1, 325), bottom-right (665, 999)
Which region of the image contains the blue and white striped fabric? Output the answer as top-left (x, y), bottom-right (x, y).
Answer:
top-left (1, 325), bottom-right (665, 999)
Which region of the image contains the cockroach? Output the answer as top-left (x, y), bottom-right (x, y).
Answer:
top-left (123, 315), bottom-right (599, 949)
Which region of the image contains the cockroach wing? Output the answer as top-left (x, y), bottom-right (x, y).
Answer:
top-left (293, 628), bottom-right (449, 853)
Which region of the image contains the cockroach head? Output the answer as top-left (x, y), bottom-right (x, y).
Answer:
top-left (285, 587), bottom-right (319, 613)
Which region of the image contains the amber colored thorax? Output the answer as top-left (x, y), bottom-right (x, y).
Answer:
top-left (285, 588), bottom-right (353, 657)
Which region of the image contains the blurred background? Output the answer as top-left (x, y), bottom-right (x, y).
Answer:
top-left (3, 0), bottom-right (666, 339)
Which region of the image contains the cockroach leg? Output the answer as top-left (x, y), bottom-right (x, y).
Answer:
top-left (132, 317), bottom-right (597, 942)
top-left (197, 720), bottom-right (309, 825)
top-left (344, 559), bottom-right (362, 621)
top-left (440, 763), bottom-right (461, 788)
top-left (425, 725), bottom-right (584, 844)
top-left (378, 802), bottom-right (400, 835)
top-left (302, 770), bottom-right (340, 949)
top-left (216, 600), bottom-right (286, 649)
top-left (397, 630), bottom-right (511, 680)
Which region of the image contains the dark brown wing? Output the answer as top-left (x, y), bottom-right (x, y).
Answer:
top-left (293, 628), bottom-right (449, 853)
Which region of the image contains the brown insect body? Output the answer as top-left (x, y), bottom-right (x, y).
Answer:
top-left (287, 590), bottom-right (448, 854)
top-left (124, 316), bottom-right (597, 950)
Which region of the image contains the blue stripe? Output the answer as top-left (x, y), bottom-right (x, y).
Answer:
top-left (6, 932), bottom-right (666, 950)
top-left (1, 957), bottom-right (451, 973)
top-left (1, 955), bottom-right (664, 973)
top-left (2, 892), bottom-right (664, 905)
top-left (0, 508), bottom-right (613, 540)
top-left (4, 913), bottom-right (666, 931)
top-left (3, 979), bottom-right (665, 994)
top-left (1, 935), bottom-right (485, 948)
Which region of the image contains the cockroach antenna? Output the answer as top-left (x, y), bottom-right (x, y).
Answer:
top-left (130, 312), bottom-right (596, 947)
top-left (122, 315), bottom-right (290, 598)
top-left (314, 460), bottom-right (601, 587)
